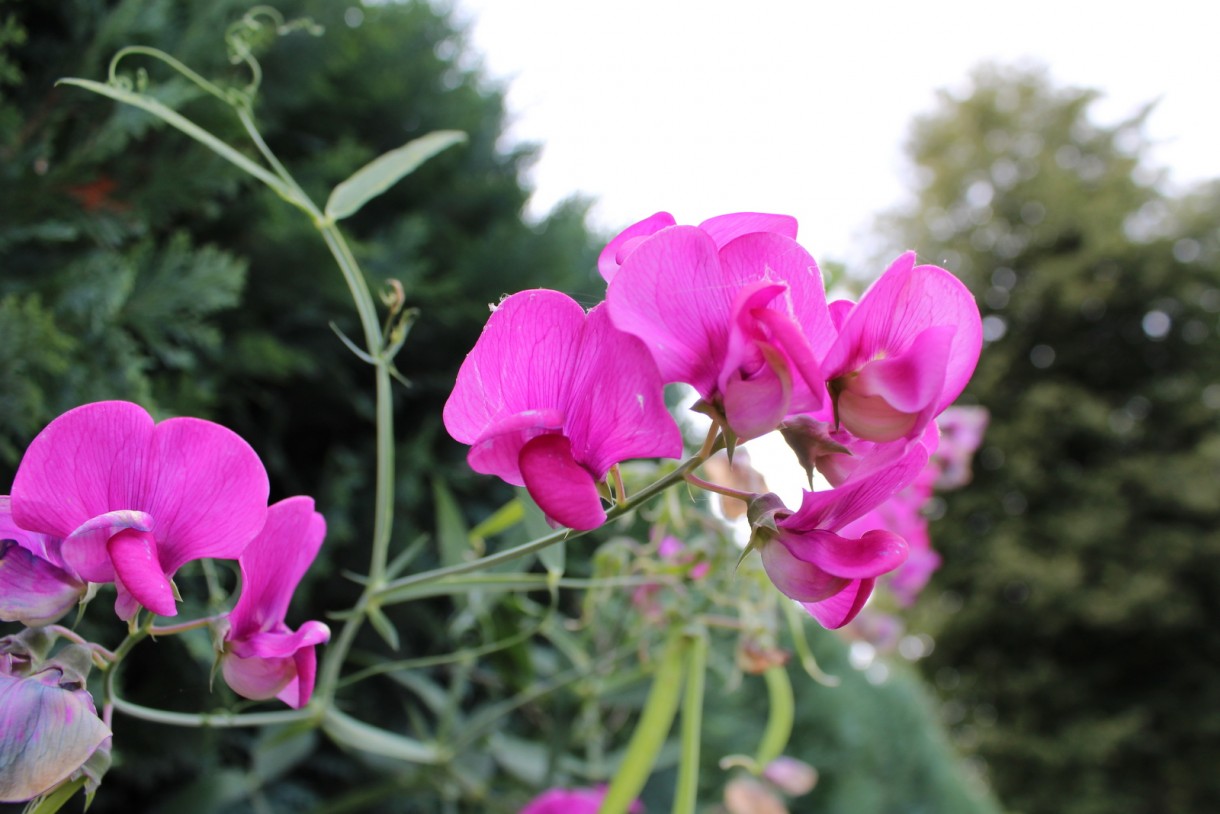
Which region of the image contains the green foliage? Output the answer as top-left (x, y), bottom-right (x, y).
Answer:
top-left (885, 64), bottom-right (1220, 814)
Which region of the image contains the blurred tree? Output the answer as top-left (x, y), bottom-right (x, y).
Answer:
top-left (883, 64), bottom-right (1220, 814)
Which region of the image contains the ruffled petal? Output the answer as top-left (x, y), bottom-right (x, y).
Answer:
top-left (11, 401), bottom-right (154, 539)
top-left (229, 498), bottom-right (327, 639)
top-left (823, 253), bottom-right (982, 416)
top-left (518, 434), bottom-right (606, 530)
top-left (698, 212), bottom-right (798, 247)
top-left (564, 305), bottom-right (682, 475)
top-left (607, 225), bottom-right (731, 395)
top-left (142, 417), bottom-right (269, 573)
top-left (444, 290), bottom-right (584, 446)
top-left (597, 211), bottom-right (675, 282)
top-left (803, 578), bottom-right (875, 629)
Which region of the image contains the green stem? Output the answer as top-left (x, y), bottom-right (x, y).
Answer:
top-left (684, 471), bottom-right (757, 502)
top-left (110, 694), bottom-right (315, 729)
top-left (672, 632), bottom-right (708, 814)
top-left (149, 613), bottom-right (226, 636)
top-left (598, 629), bottom-right (690, 814)
top-left (377, 454), bottom-right (706, 600)
top-left (754, 664), bottom-right (795, 770)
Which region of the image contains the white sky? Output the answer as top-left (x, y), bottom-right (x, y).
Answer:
top-left (452, 0), bottom-right (1220, 270)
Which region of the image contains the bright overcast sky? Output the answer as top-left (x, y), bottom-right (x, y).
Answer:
top-left (451, 0), bottom-right (1220, 271)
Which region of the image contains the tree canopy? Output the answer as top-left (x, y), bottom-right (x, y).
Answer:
top-left (886, 64), bottom-right (1220, 814)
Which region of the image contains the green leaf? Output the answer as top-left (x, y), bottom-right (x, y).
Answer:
top-left (324, 130), bottom-right (466, 221)
top-left (432, 479), bottom-right (470, 568)
top-left (367, 604), bottom-right (401, 651)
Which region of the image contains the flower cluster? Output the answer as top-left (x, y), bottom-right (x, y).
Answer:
top-left (446, 212), bottom-right (982, 628)
top-left (0, 402), bottom-right (331, 802)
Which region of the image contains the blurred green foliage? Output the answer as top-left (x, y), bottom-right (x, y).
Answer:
top-left (886, 65), bottom-right (1220, 814)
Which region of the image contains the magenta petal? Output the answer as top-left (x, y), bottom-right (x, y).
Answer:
top-left (444, 290), bottom-right (584, 444)
top-left (803, 578), bottom-right (875, 629)
top-left (107, 529), bottom-right (176, 617)
top-left (722, 352), bottom-right (792, 440)
top-left (518, 434), bottom-right (606, 530)
top-left (824, 253), bottom-right (982, 414)
top-left (597, 211), bottom-right (675, 282)
top-left (62, 510), bottom-right (153, 583)
top-left (143, 417), bottom-right (269, 573)
top-left (607, 225), bottom-right (730, 394)
top-left (698, 212), bottom-right (798, 247)
top-left (280, 643), bottom-right (319, 709)
top-left (466, 411), bottom-right (566, 486)
top-left (564, 305), bottom-right (682, 474)
top-left (230, 497), bottom-right (327, 640)
top-left (779, 528), bottom-right (909, 578)
top-left (0, 540), bottom-right (85, 626)
top-left (11, 401), bottom-right (154, 539)
top-left (784, 442), bottom-right (930, 532)
top-left (760, 538), bottom-right (848, 603)
top-left (221, 651), bottom-right (295, 703)
top-left (853, 324), bottom-right (955, 413)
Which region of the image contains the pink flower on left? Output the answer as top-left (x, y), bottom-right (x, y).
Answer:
top-left (7, 401), bottom-right (270, 620)
top-left (444, 290), bottom-right (682, 530)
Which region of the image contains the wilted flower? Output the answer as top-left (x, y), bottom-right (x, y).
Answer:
top-left (444, 290), bottom-right (681, 530)
top-left (0, 497), bottom-right (87, 626)
top-left (221, 497), bottom-right (330, 709)
top-left (0, 648), bottom-right (111, 803)
top-left (762, 756), bottom-right (818, 797)
top-left (9, 401), bottom-right (269, 619)
top-left (724, 775), bottom-right (788, 814)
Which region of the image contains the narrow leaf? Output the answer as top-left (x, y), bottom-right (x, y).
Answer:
top-left (367, 605), bottom-right (400, 651)
top-left (325, 130), bottom-right (466, 220)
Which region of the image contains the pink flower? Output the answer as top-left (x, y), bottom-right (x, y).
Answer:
top-left (221, 497), bottom-right (330, 709)
top-left (10, 401), bottom-right (270, 620)
top-left (597, 211), bottom-right (798, 283)
top-left (0, 497), bottom-right (87, 626)
top-left (520, 785), bottom-right (642, 814)
top-left (754, 442), bottom-right (929, 628)
top-left (822, 252), bottom-right (982, 443)
top-left (931, 405), bottom-right (989, 489)
top-left (607, 216), bottom-right (835, 440)
top-left (444, 290), bottom-right (682, 530)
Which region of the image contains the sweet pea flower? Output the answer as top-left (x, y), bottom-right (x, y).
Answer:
top-left (931, 405), bottom-right (990, 489)
top-left (607, 219), bottom-right (835, 441)
top-left (443, 289), bottom-right (682, 530)
top-left (751, 441), bottom-right (929, 628)
top-left (520, 785), bottom-right (642, 814)
top-left (822, 252), bottom-right (982, 443)
top-left (597, 210), bottom-right (798, 283)
top-left (221, 497), bottom-right (330, 709)
top-left (10, 401), bottom-right (270, 620)
top-left (0, 655), bottom-right (111, 803)
top-left (0, 497), bottom-right (87, 626)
